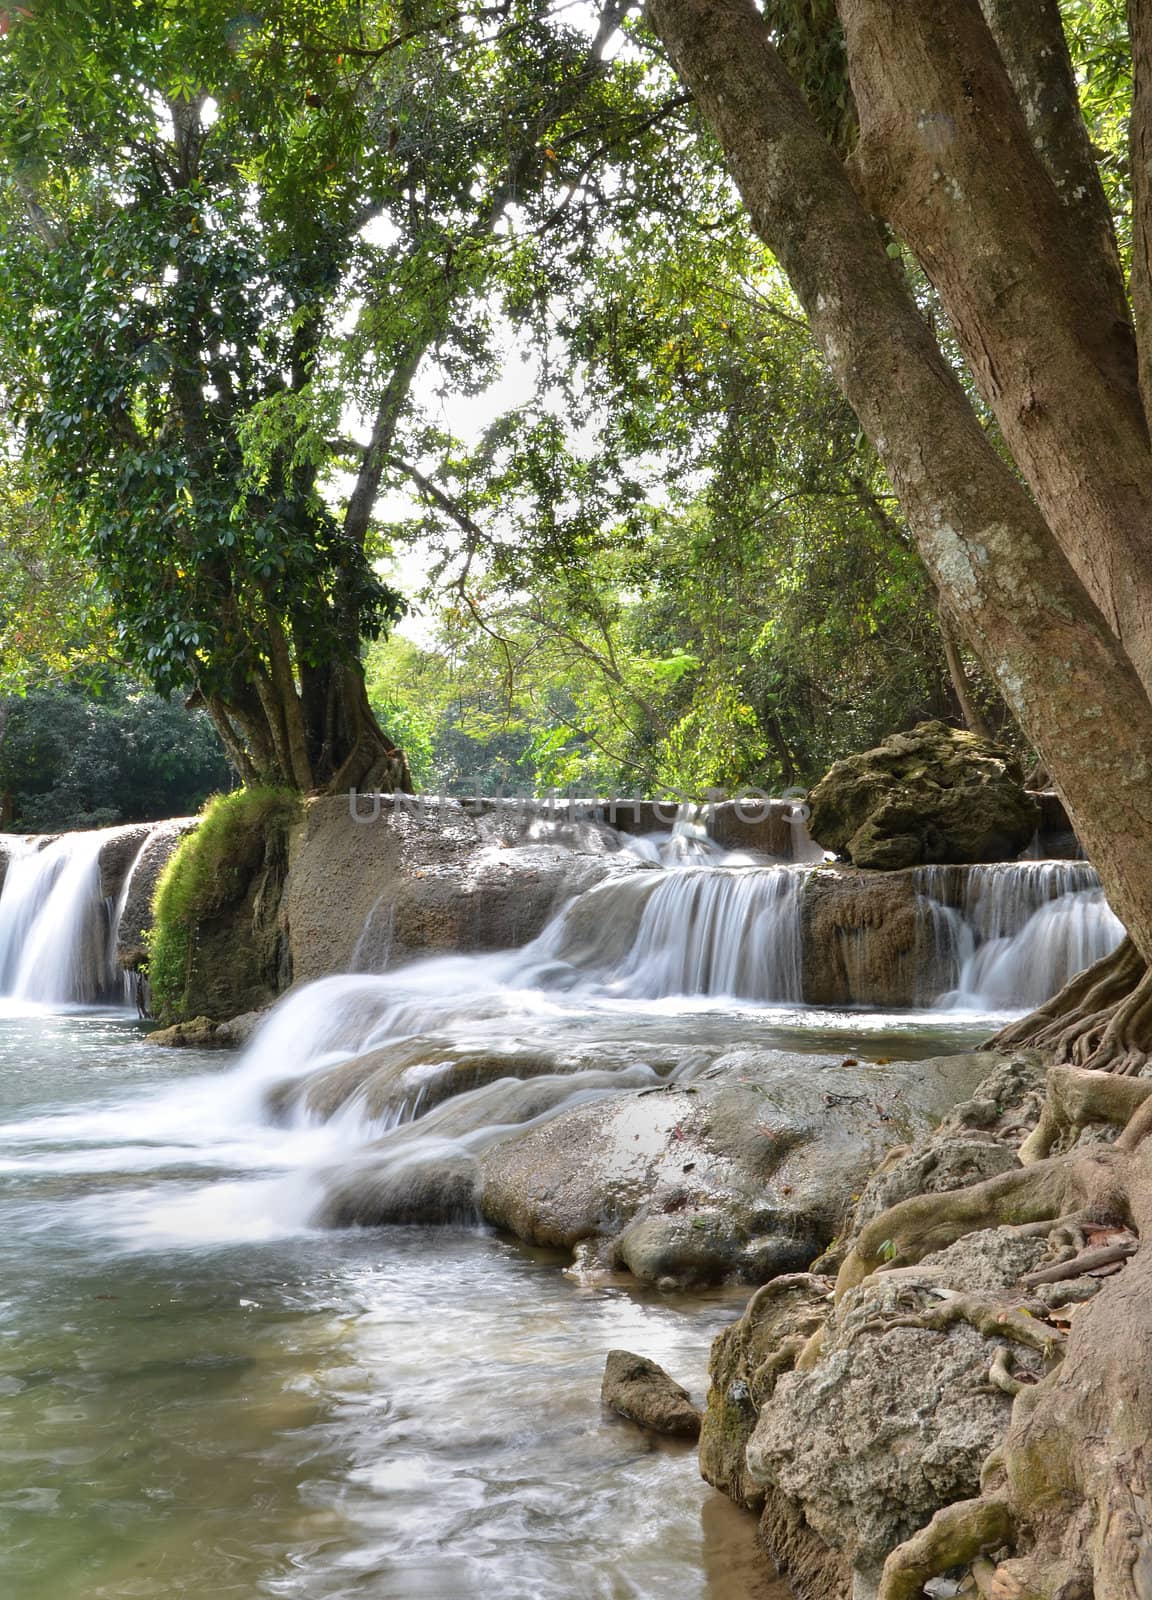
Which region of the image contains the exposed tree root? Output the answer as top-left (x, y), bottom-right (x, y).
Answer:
top-left (852, 1290), bottom-right (1065, 1362)
top-left (990, 939), bottom-right (1152, 1074)
top-left (837, 1073), bottom-right (1152, 1600)
top-left (1019, 1064), bottom-right (1152, 1163)
top-left (877, 1496), bottom-right (1014, 1600)
top-left (837, 1150), bottom-right (1128, 1294)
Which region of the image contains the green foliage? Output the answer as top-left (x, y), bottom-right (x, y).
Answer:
top-left (0, 676), bottom-right (232, 831)
top-left (0, 447), bottom-right (114, 696)
top-left (375, 255), bottom-right (985, 797)
top-left (148, 786), bottom-right (300, 1022)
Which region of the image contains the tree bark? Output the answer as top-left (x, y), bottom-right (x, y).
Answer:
top-left (837, 0), bottom-right (1152, 695)
top-left (936, 604), bottom-right (992, 741)
top-left (980, 0), bottom-right (1126, 319)
top-left (1130, 0), bottom-right (1152, 418)
top-left (644, 0), bottom-right (1152, 965)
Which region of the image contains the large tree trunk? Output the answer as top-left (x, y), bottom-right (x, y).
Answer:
top-left (202, 656), bottom-right (410, 796)
top-left (838, 0), bottom-right (1152, 694)
top-left (643, 1), bottom-right (1152, 1589)
top-left (645, 0), bottom-right (1152, 964)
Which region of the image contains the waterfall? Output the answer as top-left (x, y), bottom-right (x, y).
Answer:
top-left (0, 828), bottom-right (145, 1008)
top-left (539, 864), bottom-right (807, 1003)
top-left (917, 861), bottom-right (1125, 1009)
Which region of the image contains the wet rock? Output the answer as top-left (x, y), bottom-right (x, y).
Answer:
top-left (149, 1015), bottom-right (233, 1049)
top-left (600, 1349), bottom-right (701, 1437)
top-left (285, 795), bottom-right (651, 985)
top-left (799, 866), bottom-right (950, 1007)
top-left (116, 818), bottom-right (199, 969)
top-left (309, 1067), bottom-right (656, 1228)
top-left (807, 721), bottom-right (1039, 869)
top-left (96, 823), bottom-right (154, 904)
top-left (479, 1050), bottom-right (994, 1287)
top-left (700, 1273), bottom-right (832, 1511)
top-left (317, 1148), bottom-right (480, 1227)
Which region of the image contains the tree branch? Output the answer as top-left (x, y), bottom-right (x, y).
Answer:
top-left (980, 0), bottom-right (1127, 325)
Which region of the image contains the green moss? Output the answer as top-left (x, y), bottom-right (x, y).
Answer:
top-left (148, 787), bottom-right (302, 1024)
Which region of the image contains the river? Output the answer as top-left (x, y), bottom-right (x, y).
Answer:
top-left (0, 822), bottom-right (1121, 1599)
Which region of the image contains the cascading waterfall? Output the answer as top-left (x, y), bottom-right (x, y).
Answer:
top-left (917, 860), bottom-right (1125, 1008)
top-left (577, 865), bottom-right (806, 1002)
top-left (0, 828), bottom-right (146, 1007)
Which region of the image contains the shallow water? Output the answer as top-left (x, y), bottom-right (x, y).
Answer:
top-left (0, 1011), bottom-right (798, 1600)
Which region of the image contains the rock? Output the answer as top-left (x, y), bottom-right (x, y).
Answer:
top-left (270, 1040), bottom-right (565, 1124)
top-left (478, 1050), bottom-right (995, 1287)
top-left (149, 1007), bottom-right (268, 1050)
top-left (96, 823), bottom-right (155, 904)
top-left (317, 1147), bottom-right (480, 1227)
top-left (800, 865), bottom-right (952, 1007)
top-left (745, 1283), bottom-right (1040, 1576)
top-left (727, 1051), bottom-right (1054, 1591)
top-left (284, 795), bottom-right (651, 985)
top-left (600, 1349), bottom-right (701, 1437)
top-left (310, 1067), bottom-right (656, 1227)
top-left (115, 818), bottom-right (199, 969)
top-left (149, 1015), bottom-right (235, 1049)
top-left (807, 721), bottom-right (1039, 869)
top-left (849, 1136), bottom-right (1021, 1232)
top-left (700, 1273), bottom-right (832, 1510)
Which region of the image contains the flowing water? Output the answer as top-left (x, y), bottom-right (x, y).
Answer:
top-left (916, 861), bottom-right (1125, 1008)
top-left (0, 1011), bottom-right (799, 1600)
top-left (0, 821), bottom-right (1129, 1598)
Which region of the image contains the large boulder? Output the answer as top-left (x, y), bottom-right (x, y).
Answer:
top-left (807, 721), bottom-right (1039, 869)
top-left (115, 818), bottom-right (198, 968)
top-left (477, 1050), bottom-right (994, 1286)
top-left (284, 795), bottom-right (651, 984)
top-left (800, 865), bottom-right (954, 1007)
top-left (701, 1050), bottom-right (1053, 1599)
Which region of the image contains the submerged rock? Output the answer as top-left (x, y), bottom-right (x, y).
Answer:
top-left (807, 721), bottom-right (1039, 869)
top-left (478, 1050), bottom-right (994, 1287)
top-left (600, 1349), bottom-right (701, 1437)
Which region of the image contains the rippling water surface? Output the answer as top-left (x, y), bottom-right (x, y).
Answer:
top-left (0, 1010), bottom-right (800, 1600)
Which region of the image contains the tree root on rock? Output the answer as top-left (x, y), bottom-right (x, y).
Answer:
top-left (837, 1151), bottom-right (1128, 1294)
top-left (990, 939), bottom-right (1152, 1075)
top-left (836, 1079), bottom-right (1152, 1600)
top-left (877, 1497), bottom-right (1014, 1600)
top-left (850, 1291), bottom-right (1064, 1363)
top-left (1019, 1065), bottom-right (1152, 1163)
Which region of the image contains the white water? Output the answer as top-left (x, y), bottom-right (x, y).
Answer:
top-left (0, 821), bottom-right (1122, 1597)
top-left (0, 827), bottom-right (155, 1008)
top-left (917, 861), bottom-right (1125, 1009)
top-left (541, 864), bottom-right (807, 1002)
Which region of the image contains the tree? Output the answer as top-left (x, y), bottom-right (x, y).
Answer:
top-left (0, 0), bottom-right (681, 792)
top-left (380, 223), bottom-right (992, 796)
top-left (0, 676), bottom-right (232, 831)
top-left (640, 0), bottom-right (1152, 1591)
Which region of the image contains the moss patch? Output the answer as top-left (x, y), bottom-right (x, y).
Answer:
top-left (149, 787), bottom-right (302, 1025)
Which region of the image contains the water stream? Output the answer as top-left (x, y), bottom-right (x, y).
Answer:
top-left (0, 821), bottom-right (1130, 1597)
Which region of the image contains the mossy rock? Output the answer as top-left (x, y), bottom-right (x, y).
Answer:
top-left (807, 721), bottom-right (1039, 868)
top-left (148, 787), bottom-right (301, 1025)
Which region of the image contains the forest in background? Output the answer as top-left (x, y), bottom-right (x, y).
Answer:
top-left (0, 0), bottom-right (1050, 827)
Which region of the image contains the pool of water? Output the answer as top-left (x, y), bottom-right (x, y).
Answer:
top-left (0, 1012), bottom-right (790, 1600)
top-left (0, 1001), bottom-right (1001, 1599)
